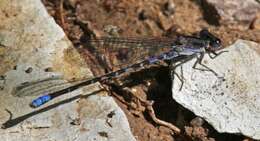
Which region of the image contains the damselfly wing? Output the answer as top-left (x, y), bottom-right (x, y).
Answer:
top-left (78, 36), bottom-right (177, 76)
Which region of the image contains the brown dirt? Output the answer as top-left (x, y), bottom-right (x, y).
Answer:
top-left (42, 0), bottom-right (260, 141)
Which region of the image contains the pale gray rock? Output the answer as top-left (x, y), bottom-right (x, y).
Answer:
top-left (202, 0), bottom-right (260, 28)
top-left (0, 0), bottom-right (136, 141)
top-left (172, 40), bottom-right (260, 139)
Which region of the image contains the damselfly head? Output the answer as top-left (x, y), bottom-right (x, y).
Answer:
top-left (199, 29), bottom-right (222, 51)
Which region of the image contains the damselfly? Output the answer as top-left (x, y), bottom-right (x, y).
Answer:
top-left (30, 29), bottom-right (225, 108)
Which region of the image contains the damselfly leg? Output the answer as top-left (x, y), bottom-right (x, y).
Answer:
top-left (208, 50), bottom-right (228, 59)
top-left (192, 52), bottom-right (219, 76)
top-left (170, 54), bottom-right (197, 91)
top-left (170, 63), bottom-right (184, 91)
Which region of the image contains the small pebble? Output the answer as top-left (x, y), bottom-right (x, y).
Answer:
top-left (190, 117), bottom-right (205, 127)
top-left (250, 14), bottom-right (260, 30)
top-left (163, 1), bottom-right (175, 16)
top-left (103, 25), bottom-right (121, 36)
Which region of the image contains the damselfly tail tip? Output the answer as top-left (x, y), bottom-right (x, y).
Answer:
top-left (29, 102), bottom-right (38, 108)
top-left (30, 95), bottom-right (52, 108)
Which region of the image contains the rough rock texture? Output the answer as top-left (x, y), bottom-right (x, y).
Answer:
top-left (251, 13), bottom-right (260, 30)
top-left (172, 40), bottom-right (260, 139)
top-left (202, 0), bottom-right (260, 29)
top-left (0, 0), bottom-right (136, 141)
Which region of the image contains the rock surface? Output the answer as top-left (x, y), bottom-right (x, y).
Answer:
top-left (202, 0), bottom-right (260, 29)
top-left (172, 40), bottom-right (260, 139)
top-left (251, 13), bottom-right (260, 30)
top-left (0, 0), bottom-right (136, 141)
